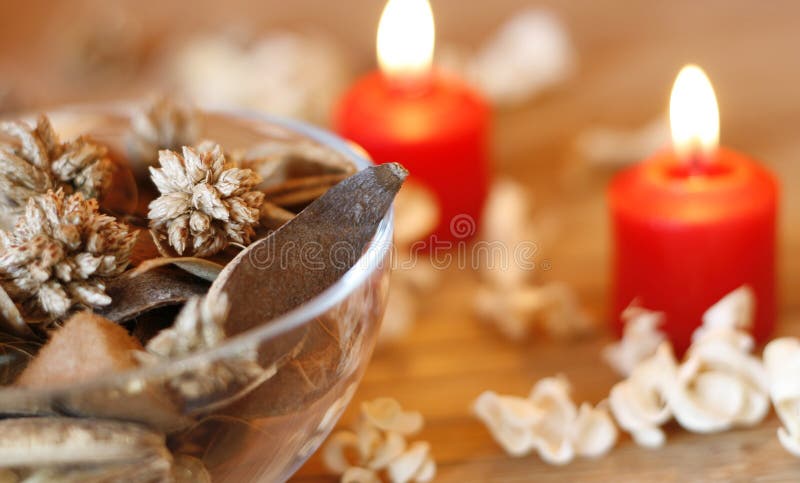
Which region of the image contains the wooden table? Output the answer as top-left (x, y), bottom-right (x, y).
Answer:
top-left (3, 1), bottom-right (800, 481)
top-left (291, 1), bottom-right (800, 481)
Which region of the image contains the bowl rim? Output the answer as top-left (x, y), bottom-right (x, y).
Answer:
top-left (1, 103), bottom-right (394, 395)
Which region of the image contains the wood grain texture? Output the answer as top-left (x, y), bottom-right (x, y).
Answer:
top-left (3, 0), bottom-right (800, 481)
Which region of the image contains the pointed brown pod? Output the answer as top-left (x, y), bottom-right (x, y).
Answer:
top-left (211, 162), bottom-right (407, 336)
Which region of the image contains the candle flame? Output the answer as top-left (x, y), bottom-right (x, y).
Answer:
top-left (377, 0), bottom-right (435, 78)
top-left (669, 64), bottom-right (720, 159)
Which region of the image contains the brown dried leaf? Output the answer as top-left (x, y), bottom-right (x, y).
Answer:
top-left (98, 268), bottom-right (209, 323)
top-left (210, 163), bottom-right (407, 337)
top-left (263, 173), bottom-right (348, 211)
top-left (130, 256), bottom-right (223, 283)
top-left (259, 200), bottom-right (296, 230)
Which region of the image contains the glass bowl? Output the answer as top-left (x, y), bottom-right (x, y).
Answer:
top-left (0, 105), bottom-right (393, 482)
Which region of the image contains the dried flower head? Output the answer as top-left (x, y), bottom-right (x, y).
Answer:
top-left (137, 291), bottom-right (269, 406)
top-left (0, 190), bottom-right (136, 323)
top-left (323, 398), bottom-right (435, 483)
top-left (473, 376), bottom-right (617, 464)
top-left (0, 115), bottom-right (113, 212)
top-left (146, 291), bottom-right (228, 358)
top-left (764, 337), bottom-right (800, 457)
top-left (127, 97), bottom-right (201, 166)
top-left (148, 143), bottom-right (264, 257)
top-left (609, 287), bottom-right (768, 447)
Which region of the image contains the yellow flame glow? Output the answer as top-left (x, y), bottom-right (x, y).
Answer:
top-left (669, 65), bottom-right (720, 159)
top-left (376, 0), bottom-right (435, 78)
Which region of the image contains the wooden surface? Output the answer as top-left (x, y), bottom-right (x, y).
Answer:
top-left (3, 1), bottom-right (800, 481)
top-left (291, 2), bottom-right (800, 482)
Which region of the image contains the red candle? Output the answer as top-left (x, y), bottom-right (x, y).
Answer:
top-left (334, 0), bottom-right (490, 243)
top-left (609, 65), bottom-right (778, 354)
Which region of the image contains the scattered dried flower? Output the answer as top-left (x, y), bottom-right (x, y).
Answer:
top-left (669, 287), bottom-right (768, 433)
top-left (608, 343), bottom-right (676, 448)
top-left (0, 190), bottom-right (136, 326)
top-left (171, 32), bottom-right (352, 124)
top-left (126, 97), bottom-right (201, 167)
top-left (764, 337), bottom-right (800, 457)
top-left (476, 282), bottom-right (593, 341)
top-left (609, 286), bottom-right (768, 445)
top-left (473, 376), bottom-right (617, 464)
top-left (475, 180), bottom-right (590, 341)
top-left (0, 115), bottom-right (113, 213)
top-left (137, 291), bottom-right (268, 406)
top-left (148, 143), bottom-right (264, 257)
top-left (437, 8), bottom-right (575, 107)
top-left (574, 118), bottom-right (668, 167)
top-left (323, 398), bottom-right (435, 483)
top-left (603, 302), bottom-right (666, 376)
top-left (361, 398), bottom-right (424, 435)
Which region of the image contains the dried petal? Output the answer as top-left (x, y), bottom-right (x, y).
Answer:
top-left (362, 398), bottom-right (424, 436)
top-left (603, 303), bottom-right (666, 376)
top-left (386, 441), bottom-right (434, 483)
top-left (126, 96), bottom-right (201, 166)
top-left (0, 190), bottom-right (135, 325)
top-left (148, 145), bottom-right (262, 257)
top-left (472, 391), bottom-right (537, 456)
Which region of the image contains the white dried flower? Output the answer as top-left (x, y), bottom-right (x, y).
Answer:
top-left (323, 398), bottom-right (435, 483)
top-left (126, 97), bottom-right (201, 166)
top-left (608, 343), bottom-right (676, 448)
top-left (0, 115), bottom-right (113, 213)
top-left (603, 302), bottom-right (666, 376)
top-left (148, 143), bottom-right (264, 257)
top-left (574, 118), bottom-right (669, 167)
top-left (146, 292), bottom-right (228, 358)
top-left (473, 376), bottom-right (617, 464)
top-left (138, 291), bottom-right (268, 404)
top-left (668, 286), bottom-right (768, 433)
top-left (361, 398), bottom-right (424, 436)
top-left (476, 282), bottom-right (593, 341)
top-left (171, 32), bottom-right (352, 124)
top-left (476, 180), bottom-right (590, 341)
top-left (609, 286), bottom-right (768, 445)
top-left (0, 190), bottom-right (136, 324)
top-left (764, 338), bottom-right (800, 457)
top-left (437, 8), bottom-right (575, 107)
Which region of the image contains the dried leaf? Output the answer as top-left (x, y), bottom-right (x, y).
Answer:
top-left (98, 268), bottom-right (209, 323)
top-left (0, 284), bottom-right (31, 337)
top-left (0, 417), bottom-right (171, 469)
top-left (262, 173), bottom-right (348, 211)
top-left (209, 163), bottom-right (407, 337)
top-left (129, 256), bottom-right (223, 283)
top-left (259, 200), bottom-right (295, 230)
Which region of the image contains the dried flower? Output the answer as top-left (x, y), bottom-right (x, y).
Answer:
top-left (473, 376), bottom-right (617, 464)
top-left (764, 337), bottom-right (800, 457)
top-left (126, 97), bottom-right (201, 166)
top-left (608, 343), bottom-right (676, 448)
top-left (436, 8), bottom-right (575, 107)
top-left (148, 143), bottom-right (264, 257)
top-left (0, 115), bottom-right (113, 212)
top-left (476, 282), bottom-right (593, 341)
top-left (0, 190), bottom-right (136, 323)
top-left (609, 286), bottom-right (768, 446)
top-left (138, 291), bottom-right (268, 405)
top-left (603, 302), bottom-right (666, 376)
top-left (323, 398), bottom-right (435, 483)
top-left (146, 292), bottom-right (228, 358)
